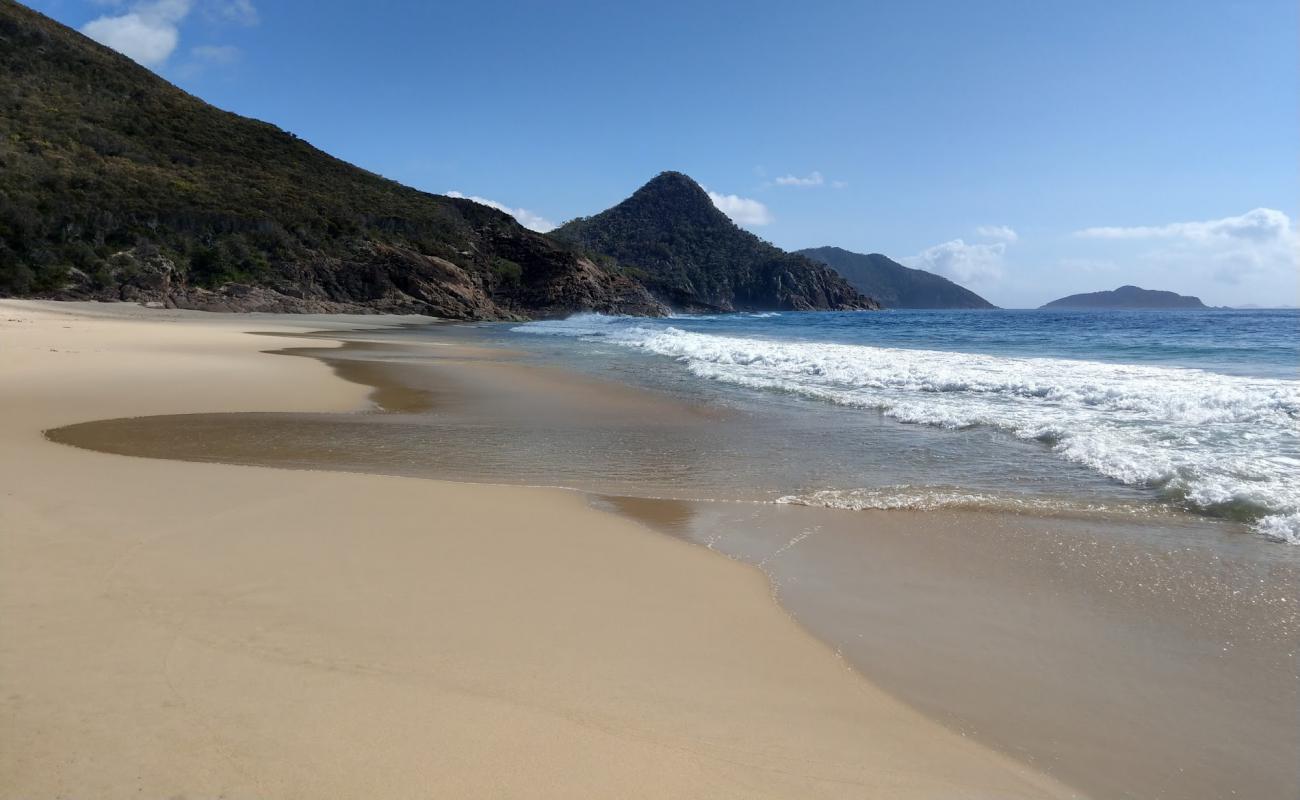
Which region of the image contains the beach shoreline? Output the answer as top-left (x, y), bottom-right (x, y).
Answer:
top-left (0, 299), bottom-right (1078, 798)
top-left (39, 312), bottom-right (1297, 799)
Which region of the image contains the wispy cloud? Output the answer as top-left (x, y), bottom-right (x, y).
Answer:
top-left (976, 224), bottom-right (1018, 242)
top-left (706, 190), bottom-right (773, 226)
top-left (190, 43), bottom-right (240, 64)
top-left (1073, 208), bottom-right (1297, 285)
top-left (905, 239), bottom-right (1008, 284)
top-left (445, 191), bottom-right (555, 233)
top-left (81, 0), bottom-right (256, 67)
top-left (1074, 208), bottom-right (1290, 243)
top-left (774, 171), bottom-right (825, 187)
top-left (207, 0), bottom-right (257, 25)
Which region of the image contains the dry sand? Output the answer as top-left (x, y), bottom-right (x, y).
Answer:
top-left (0, 300), bottom-right (1079, 799)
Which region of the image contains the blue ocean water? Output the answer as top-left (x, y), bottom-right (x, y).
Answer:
top-left (512, 309), bottom-right (1300, 542)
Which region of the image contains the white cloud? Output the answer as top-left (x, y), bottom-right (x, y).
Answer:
top-left (706, 190), bottom-right (773, 226)
top-left (81, 0), bottom-right (257, 67)
top-left (445, 191), bottom-right (556, 233)
top-left (976, 224), bottom-right (1018, 242)
top-left (831, 180), bottom-right (848, 189)
top-left (774, 171), bottom-right (825, 187)
top-left (82, 0), bottom-right (191, 66)
top-left (905, 239), bottom-right (1007, 284)
top-left (1073, 208), bottom-right (1298, 285)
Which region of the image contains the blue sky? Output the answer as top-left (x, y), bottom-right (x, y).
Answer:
top-left (28, 0), bottom-right (1299, 307)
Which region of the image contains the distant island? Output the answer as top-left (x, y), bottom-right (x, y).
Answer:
top-left (797, 247), bottom-right (995, 309)
top-left (1040, 285), bottom-right (1207, 309)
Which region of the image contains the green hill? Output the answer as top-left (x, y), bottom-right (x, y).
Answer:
top-left (0, 0), bottom-right (663, 317)
top-left (551, 172), bottom-right (878, 312)
top-left (798, 247), bottom-right (995, 309)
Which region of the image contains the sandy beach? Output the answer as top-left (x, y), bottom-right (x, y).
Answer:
top-left (41, 315), bottom-right (1298, 799)
top-left (0, 300), bottom-right (1076, 799)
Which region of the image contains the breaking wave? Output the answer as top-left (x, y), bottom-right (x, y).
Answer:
top-left (515, 314), bottom-right (1300, 543)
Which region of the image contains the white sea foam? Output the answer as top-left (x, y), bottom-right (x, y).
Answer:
top-left (778, 487), bottom-right (1076, 513)
top-left (774, 487), bottom-right (1175, 521)
top-left (515, 314), bottom-right (1300, 543)
top-left (667, 311), bottom-right (782, 320)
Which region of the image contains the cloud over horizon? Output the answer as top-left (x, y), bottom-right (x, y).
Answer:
top-left (904, 239), bottom-right (1007, 284)
top-left (903, 223), bottom-right (1020, 284)
top-left (445, 191), bottom-right (556, 233)
top-left (706, 190), bottom-right (773, 226)
top-left (1074, 208), bottom-right (1297, 285)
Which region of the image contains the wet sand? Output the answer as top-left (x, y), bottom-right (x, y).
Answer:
top-left (604, 498), bottom-right (1298, 800)
top-left (1, 300), bottom-right (1077, 799)
top-left (42, 318), bottom-right (1300, 799)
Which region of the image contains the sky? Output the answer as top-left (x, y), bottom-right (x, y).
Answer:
top-left (26, 0), bottom-right (1300, 307)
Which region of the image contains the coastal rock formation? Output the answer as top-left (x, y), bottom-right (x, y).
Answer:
top-left (551, 172), bottom-right (879, 312)
top-left (798, 246), bottom-right (996, 309)
top-left (0, 2), bottom-right (665, 318)
top-left (1041, 285), bottom-right (1207, 309)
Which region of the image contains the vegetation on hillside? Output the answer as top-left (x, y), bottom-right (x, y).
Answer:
top-left (0, 0), bottom-right (661, 317)
top-left (798, 246), bottom-right (995, 309)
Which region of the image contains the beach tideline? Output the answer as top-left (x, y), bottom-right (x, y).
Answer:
top-left (0, 300), bottom-right (1074, 798)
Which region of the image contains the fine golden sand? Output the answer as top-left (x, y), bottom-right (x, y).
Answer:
top-left (0, 300), bottom-right (1077, 799)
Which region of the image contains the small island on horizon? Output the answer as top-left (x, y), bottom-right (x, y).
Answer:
top-left (1040, 285), bottom-right (1207, 310)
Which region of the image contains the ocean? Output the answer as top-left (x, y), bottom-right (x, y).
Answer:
top-left (509, 308), bottom-right (1300, 544)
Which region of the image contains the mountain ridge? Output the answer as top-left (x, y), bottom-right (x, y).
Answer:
top-left (551, 172), bottom-right (879, 312)
top-left (797, 246), bottom-right (996, 309)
